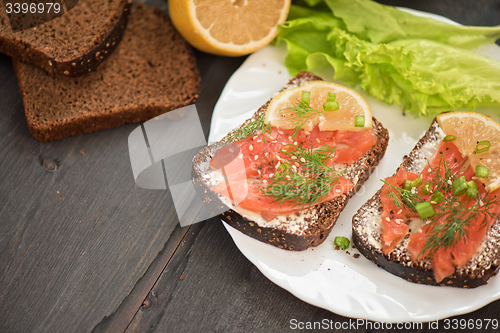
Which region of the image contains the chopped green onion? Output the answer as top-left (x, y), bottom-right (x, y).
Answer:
top-left (466, 180), bottom-right (479, 199)
top-left (475, 165), bottom-right (490, 178)
top-left (334, 236), bottom-right (350, 250)
top-left (452, 176), bottom-right (468, 196)
top-left (354, 115), bottom-right (365, 127)
top-left (467, 180), bottom-right (478, 189)
top-left (421, 180), bottom-right (433, 195)
top-left (475, 140), bottom-right (491, 154)
top-left (327, 92), bottom-right (336, 101)
top-left (323, 101), bottom-right (340, 111)
top-left (430, 191), bottom-right (445, 203)
top-left (415, 202), bottom-right (435, 219)
top-left (443, 135), bottom-right (457, 142)
top-left (302, 91), bottom-right (310, 105)
top-left (410, 177), bottom-right (422, 189)
top-left (277, 162), bottom-right (290, 173)
top-left (403, 177), bottom-right (421, 191)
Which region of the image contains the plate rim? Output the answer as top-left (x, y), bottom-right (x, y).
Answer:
top-left (209, 7), bottom-right (500, 322)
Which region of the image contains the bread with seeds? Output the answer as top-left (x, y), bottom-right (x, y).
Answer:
top-left (352, 119), bottom-right (500, 288)
top-left (193, 71), bottom-right (389, 251)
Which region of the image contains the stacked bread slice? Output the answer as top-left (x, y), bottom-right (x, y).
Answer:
top-left (1, 1), bottom-right (200, 142)
top-left (0, 0), bottom-right (130, 77)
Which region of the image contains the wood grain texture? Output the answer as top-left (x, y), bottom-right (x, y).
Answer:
top-left (125, 219), bottom-right (500, 333)
top-left (0, 24), bottom-right (247, 332)
top-left (1, 0), bottom-right (500, 332)
top-left (92, 223), bottom-right (192, 333)
top-left (0, 48), bottom-right (181, 333)
top-left (0, 44), bottom-right (246, 333)
top-left (90, 50), bottom-right (249, 333)
top-left (123, 1), bottom-right (500, 332)
top-left (0, 3), bottom-right (213, 331)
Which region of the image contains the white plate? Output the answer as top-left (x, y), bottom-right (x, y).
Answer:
top-left (208, 9), bottom-right (500, 322)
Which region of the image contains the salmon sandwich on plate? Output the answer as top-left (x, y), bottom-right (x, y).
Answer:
top-left (353, 111), bottom-right (500, 287)
top-left (193, 72), bottom-right (389, 251)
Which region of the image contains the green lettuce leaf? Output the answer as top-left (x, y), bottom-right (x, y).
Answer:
top-left (275, 5), bottom-right (345, 74)
top-left (331, 30), bottom-right (500, 115)
top-left (275, 1), bottom-right (500, 116)
top-left (324, 0), bottom-right (500, 49)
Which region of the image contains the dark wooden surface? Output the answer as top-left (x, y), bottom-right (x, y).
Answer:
top-left (1, 1), bottom-right (500, 332)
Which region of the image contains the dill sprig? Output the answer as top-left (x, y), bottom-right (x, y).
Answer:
top-left (225, 112), bottom-right (271, 143)
top-left (425, 153), bottom-right (455, 194)
top-left (284, 99), bottom-right (322, 140)
top-left (280, 143), bottom-right (337, 170)
top-left (382, 153), bottom-right (500, 259)
top-left (260, 167), bottom-right (340, 206)
top-left (225, 98), bottom-right (320, 143)
top-left (381, 180), bottom-right (423, 213)
top-left (419, 191), bottom-right (499, 259)
top-left (259, 143), bottom-right (341, 206)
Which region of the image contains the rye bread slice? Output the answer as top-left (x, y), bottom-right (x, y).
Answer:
top-left (0, 0), bottom-right (130, 77)
top-left (13, 2), bottom-right (200, 142)
top-left (352, 120), bottom-right (500, 288)
top-left (192, 71), bottom-right (389, 251)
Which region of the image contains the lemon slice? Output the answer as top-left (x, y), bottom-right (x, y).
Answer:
top-left (169, 0), bottom-right (291, 57)
top-left (265, 81), bottom-right (373, 132)
top-left (437, 111), bottom-right (500, 191)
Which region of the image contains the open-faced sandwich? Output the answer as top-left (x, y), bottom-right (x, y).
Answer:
top-left (353, 111), bottom-right (500, 287)
top-left (193, 71), bottom-right (388, 250)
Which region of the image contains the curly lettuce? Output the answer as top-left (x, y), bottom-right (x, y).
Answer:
top-left (275, 0), bottom-right (500, 116)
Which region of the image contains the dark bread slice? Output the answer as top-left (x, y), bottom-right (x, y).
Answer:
top-left (193, 71), bottom-right (389, 251)
top-left (0, 0), bottom-right (130, 77)
top-left (352, 120), bottom-right (500, 288)
top-left (13, 2), bottom-right (200, 142)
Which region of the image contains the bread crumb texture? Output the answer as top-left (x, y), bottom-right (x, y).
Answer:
top-left (193, 72), bottom-right (389, 250)
top-left (13, 3), bottom-right (200, 142)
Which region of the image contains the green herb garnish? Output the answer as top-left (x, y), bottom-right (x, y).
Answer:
top-left (225, 112), bottom-right (271, 143)
top-left (302, 91), bottom-right (311, 105)
top-left (415, 202), bottom-right (435, 219)
top-left (452, 176), bottom-right (468, 196)
top-left (419, 192), bottom-right (498, 258)
top-left (421, 180), bottom-right (433, 195)
top-left (334, 236), bottom-right (350, 250)
top-left (475, 165), bottom-right (490, 178)
top-left (381, 153), bottom-right (500, 259)
top-left (430, 191), bottom-right (445, 204)
top-left (259, 143), bottom-right (341, 206)
top-left (443, 135), bottom-right (457, 142)
top-left (381, 180), bottom-right (423, 213)
top-left (280, 143), bottom-right (337, 170)
top-left (283, 99), bottom-right (322, 140)
top-left (426, 153), bottom-right (455, 194)
top-left (354, 115), bottom-right (365, 127)
top-left (260, 166), bottom-right (341, 206)
top-left (475, 140), bottom-right (491, 154)
top-left (466, 180), bottom-right (479, 199)
top-left (323, 92), bottom-right (339, 111)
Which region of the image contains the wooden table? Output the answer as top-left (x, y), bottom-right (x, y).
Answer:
top-left (1, 1), bottom-right (499, 332)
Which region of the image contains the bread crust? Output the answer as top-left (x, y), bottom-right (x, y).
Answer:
top-left (352, 119), bottom-right (500, 287)
top-left (193, 72), bottom-right (389, 251)
top-left (0, 0), bottom-right (130, 77)
top-left (13, 3), bottom-right (200, 142)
